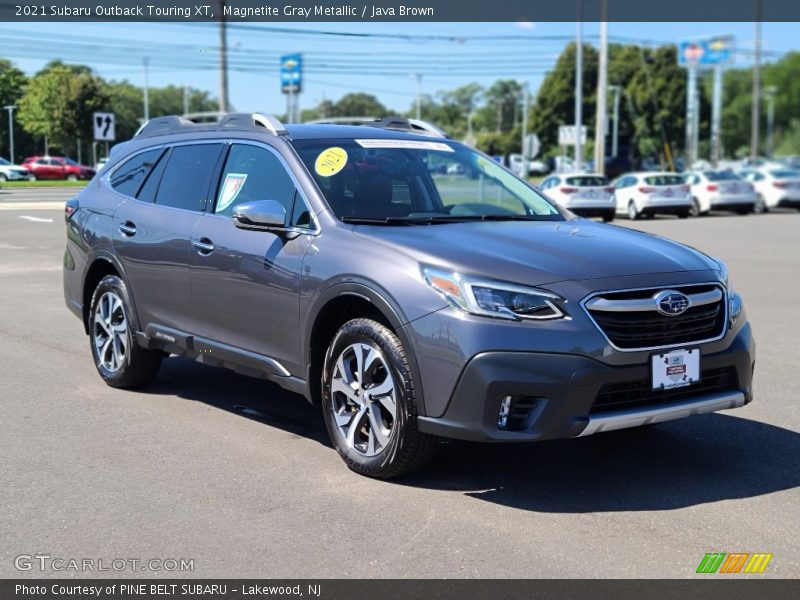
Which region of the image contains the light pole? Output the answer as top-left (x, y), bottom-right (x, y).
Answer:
top-left (3, 105), bottom-right (16, 163)
top-left (751, 9), bottom-right (762, 162)
top-left (763, 85), bottom-right (777, 159)
top-left (413, 73), bottom-right (422, 120)
top-left (143, 57), bottom-right (150, 122)
top-left (593, 4), bottom-right (609, 176)
top-left (520, 82), bottom-right (530, 178)
top-left (608, 86), bottom-right (621, 158)
top-left (574, 16), bottom-right (584, 169)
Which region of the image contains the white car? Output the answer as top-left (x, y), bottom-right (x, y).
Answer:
top-left (612, 172), bottom-right (692, 220)
top-left (739, 167), bottom-right (800, 213)
top-left (507, 153), bottom-right (550, 177)
top-left (0, 157), bottom-right (30, 182)
top-left (539, 173), bottom-right (616, 222)
top-left (685, 170), bottom-right (757, 216)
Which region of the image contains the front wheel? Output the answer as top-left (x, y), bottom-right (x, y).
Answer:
top-left (66, 173), bottom-right (78, 182)
top-left (627, 200), bottom-right (640, 220)
top-left (28, 173), bottom-right (37, 181)
top-left (754, 195), bottom-right (768, 214)
top-left (0, 174), bottom-right (7, 182)
top-left (321, 318), bottom-right (437, 479)
top-left (89, 275), bottom-right (162, 388)
top-left (689, 198), bottom-right (701, 217)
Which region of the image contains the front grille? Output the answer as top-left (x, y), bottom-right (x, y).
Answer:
top-left (586, 284), bottom-right (726, 349)
top-left (590, 367), bottom-right (738, 414)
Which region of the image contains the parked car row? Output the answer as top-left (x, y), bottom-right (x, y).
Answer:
top-left (539, 166), bottom-right (800, 220)
top-left (0, 155), bottom-right (97, 183)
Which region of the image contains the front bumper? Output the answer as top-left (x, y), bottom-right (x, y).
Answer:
top-left (417, 322), bottom-right (754, 442)
top-left (2, 170), bottom-right (29, 181)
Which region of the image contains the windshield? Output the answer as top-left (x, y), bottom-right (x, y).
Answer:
top-left (644, 175), bottom-right (685, 186)
top-left (704, 171), bottom-right (740, 181)
top-left (292, 138), bottom-right (562, 223)
top-left (769, 169), bottom-right (800, 179)
top-left (0, 158), bottom-right (9, 166)
top-left (565, 175), bottom-right (608, 187)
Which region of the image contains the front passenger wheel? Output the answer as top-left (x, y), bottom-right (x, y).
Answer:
top-left (89, 275), bottom-right (162, 388)
top-left (322, 318), bottom-right (438, 479)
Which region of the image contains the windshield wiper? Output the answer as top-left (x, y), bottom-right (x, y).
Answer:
top-left (341, 214), bottom-right (546, 225)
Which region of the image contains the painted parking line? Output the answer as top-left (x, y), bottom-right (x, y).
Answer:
top-left (18, 216), bottom-right (54, 222)
top-left (0, 202), bottom-right (65, 211)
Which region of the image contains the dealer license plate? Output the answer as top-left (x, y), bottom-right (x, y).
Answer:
top-left (651, 348), bottom-right (700, 390)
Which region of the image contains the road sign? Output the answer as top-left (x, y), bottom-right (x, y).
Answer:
top-left (558, 125), bottom-right (586, 146)
top-left (524, 134), bottom-right (540, 159)
top-left (280, 53), bottom-right (302, 94)
top-left (679, 36), bottom-right (734, 67)
top-left (93, 112), bottom-right (115, 142)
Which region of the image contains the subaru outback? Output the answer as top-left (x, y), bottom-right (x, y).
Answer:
top-left (63, 113), bottom-right (755, 478)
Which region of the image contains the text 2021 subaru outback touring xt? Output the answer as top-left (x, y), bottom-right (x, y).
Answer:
top-left (63, 113), bottom-right (755, 478)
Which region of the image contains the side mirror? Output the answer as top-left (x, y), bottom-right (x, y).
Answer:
top-left (233, 200), bottom-right (287, 230)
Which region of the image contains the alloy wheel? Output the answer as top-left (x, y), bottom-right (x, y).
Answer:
top-left (329, 342), bottom-right (397, 457)
top-left (92, 291), bottom-right (128, 372)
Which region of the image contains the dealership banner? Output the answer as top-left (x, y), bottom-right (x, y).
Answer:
top-left (3, 580), bottom-right (800, 600)
top-left (2, 0), bottom-right (800, 22)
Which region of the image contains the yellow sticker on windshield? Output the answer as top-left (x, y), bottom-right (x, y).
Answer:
top-left (315, 147), bottom-right (348, 177)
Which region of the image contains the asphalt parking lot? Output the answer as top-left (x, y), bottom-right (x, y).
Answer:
top-left (1, 187), bottom-right (798, 578)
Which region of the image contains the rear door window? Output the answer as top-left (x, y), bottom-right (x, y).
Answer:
top-left (109, 148), bottom-right (164, 197)
top-left (154, 144), bottom-right (224, 212)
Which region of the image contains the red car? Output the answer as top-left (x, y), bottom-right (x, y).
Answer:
top-left (21, 156), bottom-right (95, 181)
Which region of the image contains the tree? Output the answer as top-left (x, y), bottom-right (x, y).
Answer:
top-left (331, 93), bottom-right (390, 118)
top-left (148, 85), bottom-right (219, 118)
top-left (18, 63), bottom-right (108, 155)
top-left (0, 59), bottom-right (31, 161)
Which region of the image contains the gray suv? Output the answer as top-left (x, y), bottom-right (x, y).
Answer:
top-left (63, 113), bottom-right (755, 478)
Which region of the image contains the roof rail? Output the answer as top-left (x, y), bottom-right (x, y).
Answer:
top-left (134, 112), bottom-right (287, 139)
top-left (362, 116), bottom-right (449, 138)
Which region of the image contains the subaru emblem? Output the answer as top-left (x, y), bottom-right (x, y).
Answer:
top-left (654, 290), bottom-right (690, 316)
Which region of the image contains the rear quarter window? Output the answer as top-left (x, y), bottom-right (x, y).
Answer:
top-left (109, 148), bottom-right (164, 197)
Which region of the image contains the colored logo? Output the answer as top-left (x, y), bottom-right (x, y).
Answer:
top-left (654, 290), bottom-right (690, 316)
top-left (696, 553), bottom-right (773, 574)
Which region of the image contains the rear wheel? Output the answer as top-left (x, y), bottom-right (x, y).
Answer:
top-left (689, 198), bottom-right (701, 217)
top-left (678, 209), bottom-right (690, 219)
top-left (602, 211), bottom-right (615, 223)
top-left (627, 200), bottom-right (640, 220)
top-left (66, 173), bottom-right (78, 182)
top-left (736, 205), bottom-right (753, 215)
top-left (321, 318), bottom-right (437, 479)
top-left (28, 173), bottom-right (37, 181)
top-left (754, 195), bottom-right (767, 214)
top-left (89, 275), bottom-right (162, 388)
top-left (0, 174), bottom-right (7, 182)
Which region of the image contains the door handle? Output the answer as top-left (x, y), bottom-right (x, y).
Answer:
top-left (192, 238), bottom-right (215, 255)
top-left (118, 221), bottom-right (136, 236)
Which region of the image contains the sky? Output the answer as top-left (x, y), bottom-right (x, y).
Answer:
top-left (2, 21), bottom-right (798, 117)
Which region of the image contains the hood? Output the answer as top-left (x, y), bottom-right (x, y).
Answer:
top-left (352, 220), bottom-right (719, 286)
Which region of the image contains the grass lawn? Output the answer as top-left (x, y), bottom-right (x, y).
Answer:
top-left (1, 180), bottom-right (89, 188)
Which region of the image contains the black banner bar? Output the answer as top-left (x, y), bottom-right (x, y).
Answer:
top-left (3, 580), bottom-right (800, 600)
top-left (1, 0), bottom-right (800, 22)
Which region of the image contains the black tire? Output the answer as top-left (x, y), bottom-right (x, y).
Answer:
top-left (66, 173), bottom-right (78, 182)
top-left (88, 274), bottom-right (162, 389)
top-left (321, 318), bottom-right (438, 479)
top-left (0, 174), bottom-right (7, 182)
top-left (690, 198), bottom-right (701, 217)
top-left (736, 206), bottom-right (753, 215)
top-left (627, 200), bottom-right (640, 220)
top-left (678, 209), bottom-right (690, 219)
top-left (602, 211), bottom-right (615, 223)
top-left (28, 173), bottom-right (36, 181)
top-left (754, 195), bottom-right (768, 214)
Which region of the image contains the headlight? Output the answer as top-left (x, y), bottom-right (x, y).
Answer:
top-left (714, 258), bottom-right (741, 325)
top-left (422, 267), bottom-right (566, 321)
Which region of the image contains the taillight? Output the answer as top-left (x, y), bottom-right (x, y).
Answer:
top-left (559, 186), bottom-right (578, 194)
top-left (773, 181), bottom-right (787, 189)
top-left (603, 187), bottom-right (615, 193)
top-left (638, 186), bottom-right (655, 193)
top-left (65, 198), bottom-right (79, 221)
top-left (706, 184), bottom-right (718, 192)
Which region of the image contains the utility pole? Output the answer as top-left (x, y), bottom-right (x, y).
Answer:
top-left (574, 11), bottom-right (584, 169)
top-left (414, 73), bottom-right (422, 120)
top-left (608, 86), bottom-right (621, 158)
top-left (3, 105), bottom-right (16, 163)
top-left (219, 1), bottom-right (229, 114)
top-left (685, 65), bottom-right (697, 166)
top-left (183, 86), bottom-right (189, 116)
top-left (763, 85), bottom-right (777, 158)
top-left (593, 10), bottom-right (608, 176)
top-left (521, 82), bottom-right (529, 179)
top-left (142, 57), bottom-right (150, 122)
top-left (751, 5), bottom-right (762, 162)
top-left (711, 65), bottom-right (724, 166)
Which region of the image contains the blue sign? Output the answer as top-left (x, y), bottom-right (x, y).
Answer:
top-left (280, 53), bottom-right (302, 93)
top-left (679, 36), bottom-right (734, 67)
